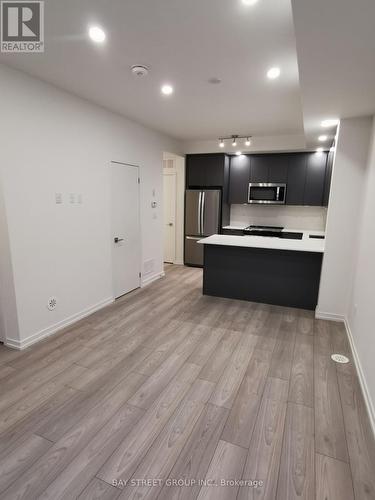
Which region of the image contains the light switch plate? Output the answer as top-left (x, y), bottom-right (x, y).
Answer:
top-left (55, 193), bottom-right (63, 204)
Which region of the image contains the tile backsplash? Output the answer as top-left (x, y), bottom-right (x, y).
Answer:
top-left (230, 204), bottom-right (327, 231)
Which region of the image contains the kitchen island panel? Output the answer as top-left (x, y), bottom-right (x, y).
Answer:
top-left (203, 244), bottom-right (323, 310)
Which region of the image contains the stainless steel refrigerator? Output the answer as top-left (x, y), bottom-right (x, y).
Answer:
top-left (185, 189), bottom-right (221, 266)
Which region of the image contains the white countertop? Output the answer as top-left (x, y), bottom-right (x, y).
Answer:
top-left (198, 230), bottom-right (325, 253)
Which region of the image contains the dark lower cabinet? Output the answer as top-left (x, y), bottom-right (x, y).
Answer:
top-left (304, 152), bottom-right (327, 206)
top-left (203, 244), bottom-right (323, 310)
top-left (221, 229), bottom-right (244, 235)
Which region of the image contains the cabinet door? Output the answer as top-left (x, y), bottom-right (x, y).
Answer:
top-left (186, 154), bottom-right (225, 187)
top-left (250, 155), bottom-right (270, 182)
top-left (323, 149), bottom-right (334, 206)
top-left (286, 153), bottom-right (307, 205)
top-left (229, 155), bottom-right (251, 204)
top-left (204, 155), bottom-right (225, 186)
top-left (304, 152), bottom-right (327, 206)
top-left (268, 155), bottom-right (288, 183)
top-left (186, 155), bottom-right (206, 187)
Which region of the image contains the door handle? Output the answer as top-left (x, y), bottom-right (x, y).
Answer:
top-left (114, 237), bottom-right (125, 243)
top-left (201, 192), bottom-right (205, 235)
top-left (168, 222), bottom-right (173, 226)
top-left (198, 192), bottom-right (202, 235)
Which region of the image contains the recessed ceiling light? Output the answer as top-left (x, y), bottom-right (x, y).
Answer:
top-left (235, 151), bottom-right (242, 156)
top-left (161, 84), bottom-right (174, 96)
top-left (321, 118), bottom-right (339, 128)
top-left (242, 0), bottom-right (259, 5)
top-left (318, 135), bottom-right (328, 141)
top-left (89, 26), bottom-right (106, 43)
top-left (316, 147), bottom-right (324, 153)
top-left (267, 67), bottom-right (280, 79)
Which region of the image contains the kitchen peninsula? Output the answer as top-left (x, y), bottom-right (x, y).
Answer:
top-left (198, 229), bottom-right (325, 310)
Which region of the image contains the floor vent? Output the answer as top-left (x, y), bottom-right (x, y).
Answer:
top-left (331, 353), bottom-right (350, 364)
top-left (47, 296), bottom-right (57, 311)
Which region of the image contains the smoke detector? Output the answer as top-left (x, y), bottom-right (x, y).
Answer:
top-left (131, 65), bottom-right (150, 77)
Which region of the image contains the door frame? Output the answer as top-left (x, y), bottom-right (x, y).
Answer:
top-left (109, 160), bottom-right (142, 299)
top-left (163, 171), bottom-right (177, 264)
top-left (163, 153), bottom-right (185, 265)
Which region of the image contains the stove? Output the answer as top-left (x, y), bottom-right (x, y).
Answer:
top-left (243, 225), bottom-right (303, 240)
top-left (243, 225), bottom-right (284, 237)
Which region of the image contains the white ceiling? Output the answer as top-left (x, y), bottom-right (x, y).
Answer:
top-left (292, 0), bottom-right (375, 147)
top-left (1, 0), bottom-right (374, 148)
top-left (0, 0), bottom-right (303, 142)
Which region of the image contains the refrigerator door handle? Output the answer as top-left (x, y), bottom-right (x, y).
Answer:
top-left (201, 191), bottom-right (205, 236)
top-left (197, 191), bottom-right (202, 235)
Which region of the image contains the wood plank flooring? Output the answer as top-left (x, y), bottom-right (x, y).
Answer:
top-left (0, 264), bottom-right (374, 499)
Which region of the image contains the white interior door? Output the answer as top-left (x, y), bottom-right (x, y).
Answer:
top-left (163, 172), bottom-right (176, 263)
top-left (110, 162), bottom-right (141, 298)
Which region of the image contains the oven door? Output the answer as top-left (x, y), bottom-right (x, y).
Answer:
top-left (248, 183), bottom-right (286, 204)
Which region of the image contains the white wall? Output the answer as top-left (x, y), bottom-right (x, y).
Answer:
top-left (347, 118), bottom-right (375, 419)
top-left (230, 204), bottom-right (327, 231)
top-left (0, 64), bottom-right (181, 347)
top-left (0, 178), bottom-right (20, 343)
top-left (182, 134), bottom-right (306, 154)
top-left (317, 117), bottom-right (373, 319)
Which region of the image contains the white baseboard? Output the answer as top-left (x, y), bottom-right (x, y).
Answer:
top-left (344, 317), bottom-right (375, 438)
top-left (5, 297), bottom-right (114, 350)
top-left (141, 271), bottom-right (165, 288)
top-left (315, 309), bottom-right (345, 321)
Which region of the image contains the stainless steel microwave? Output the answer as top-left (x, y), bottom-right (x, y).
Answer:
top-left (248, 183), bottom-right (287, 204)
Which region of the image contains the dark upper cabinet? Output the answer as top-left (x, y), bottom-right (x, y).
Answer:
top-left (268, 155), bottom-right (289, 183)
top-left (323, 149), bottom-right (334, 206)
top-left (249, 154), bottom-right (288, 183)
top-left (304, 152), bottom-right (328, 206)
top-left (186, 154), bottom-right (225, 187)
top-left (286, 153), bottom-right (307, 205)
top-left (189, 151), bottom-right (332, 209)
top-left (250, 155), bottom-right (270, 182)
top-left (228, 155), bottom-right (251, 204)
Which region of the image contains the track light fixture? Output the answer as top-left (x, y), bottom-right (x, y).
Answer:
top-left (218, 135), bottom-right (252, 149)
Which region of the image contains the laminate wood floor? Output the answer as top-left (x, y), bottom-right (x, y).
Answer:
top-left (0, 265), bottom-right (374, 500)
